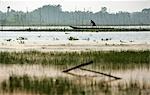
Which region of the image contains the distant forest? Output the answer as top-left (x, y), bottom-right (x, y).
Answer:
top-left (0, 5), bottom-right (150, 26)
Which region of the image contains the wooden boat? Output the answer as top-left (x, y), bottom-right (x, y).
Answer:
top-left (69, 26), bottom-right (115, 30)
top-left (70, 20), bottom-right (115, 30)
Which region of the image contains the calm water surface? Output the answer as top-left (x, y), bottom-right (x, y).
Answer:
top-left (0, 31), bottom-right (150, 44)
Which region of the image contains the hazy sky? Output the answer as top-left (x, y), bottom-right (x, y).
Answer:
top-left (0, 0), bottom-right (150, 13)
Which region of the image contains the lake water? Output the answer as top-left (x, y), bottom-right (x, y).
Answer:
top-left (0, 31), bottom-right (150, 45)
top-left (1, 25), bottom-right (150, 30)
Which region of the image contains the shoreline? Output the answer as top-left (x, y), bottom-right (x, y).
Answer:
top-left (0, 28), bottom-right (150, 32)
top-left (0, 44), bottom-right (150, 52)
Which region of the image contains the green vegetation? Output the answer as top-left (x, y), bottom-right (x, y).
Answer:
top-left (0, 50), bottom-right (150, 70)
top-left (1, 75), bottom-right (86, 95)
top-left (1, 75), bottom-right (149, 95)
top-left (0, 50), bottom-right (149, 95)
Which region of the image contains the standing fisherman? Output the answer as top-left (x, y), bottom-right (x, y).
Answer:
top-left (90, 20), bottom-right (96, 26)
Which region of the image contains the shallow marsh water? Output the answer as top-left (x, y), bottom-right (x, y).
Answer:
top-left (0, 29), bottom-right (150, 94)
top-left (0, 63), bottom-right (150, 95)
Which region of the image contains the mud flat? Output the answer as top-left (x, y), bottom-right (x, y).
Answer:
top-left (0, 40), bottom-right (150, 52)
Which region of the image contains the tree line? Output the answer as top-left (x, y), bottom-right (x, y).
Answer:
top-left (0, 5), bottom-right (150, 26)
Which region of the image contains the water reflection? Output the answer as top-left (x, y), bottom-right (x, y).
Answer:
top-left (0, 64), bottom-right (150, 95)
top-left (0, 75), bottom-right (150, 95)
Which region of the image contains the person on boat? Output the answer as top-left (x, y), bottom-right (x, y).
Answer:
top-left (90, 20), bottom-right (96, 26)
top-left (70, 20), bottom-right (97, 29)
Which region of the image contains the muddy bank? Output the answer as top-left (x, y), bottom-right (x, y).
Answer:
top-left (0, 43), bottom-right (150, 52)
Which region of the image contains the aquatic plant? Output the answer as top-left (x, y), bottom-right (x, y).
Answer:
top-left (0, 75), bottom-right (87, 95)
top-left (1, 75), bottom-right (150, 95)
top-left (0, 50), bottom-right (149, 70)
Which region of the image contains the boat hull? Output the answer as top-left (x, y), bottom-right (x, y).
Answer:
top-left (69, 26), bottom-right (115, 29)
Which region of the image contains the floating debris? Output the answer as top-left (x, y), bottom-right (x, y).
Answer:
top-left (101, 38), bottom-right (111, 41)
top-left (5, 39), bottom-right (12, 42)
top-left (129, 40), bottom-right (134, 42)
top-left (37, 35), bottom-right (41, 38)
top-left (120, 40), bottom-right (126, 43)
top-left (55, 38), bottom-right (59, 40)
top-left (17, 37), bottom-right (28, 40)
top-left (53, 38), bottom-right (59, 40)
top-left (65, 32), bottom-right (70, 34)
top-left (63, 61), bottom-right (121, 80)
top-left (68, 36), bottom-right (79, 40)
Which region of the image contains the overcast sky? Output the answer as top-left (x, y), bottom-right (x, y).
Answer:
top-left (0, 0), bottom-right (150, 13)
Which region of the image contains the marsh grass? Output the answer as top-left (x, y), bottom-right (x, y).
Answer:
top-left (0, 50), bottom-right (150, 70)
top-left (1, 75), bottom-right (150, 95)
top-left (0, 75), bottom-right (88, 95)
